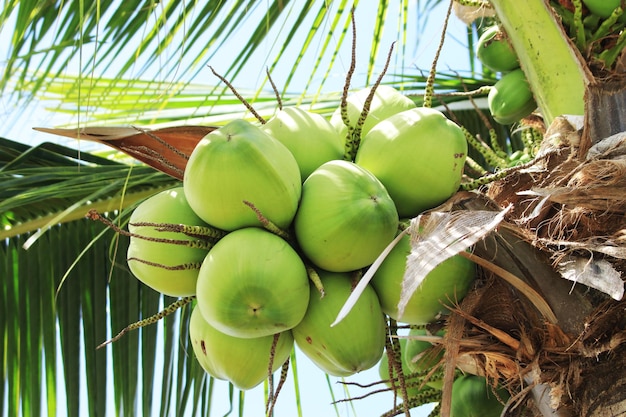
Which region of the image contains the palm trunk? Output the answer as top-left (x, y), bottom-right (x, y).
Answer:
top-left (453, 2), bottom-right (626, 416)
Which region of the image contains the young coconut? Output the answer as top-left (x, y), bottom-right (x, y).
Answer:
top-left (487, 68), bottom-right (537, 125)
top-left (582, 0), bottom-right (625, 20)
top-left (292, 270), bottom-right (386, 377)
top-left (189, 306), bottom-right (293, 391)
top-left (127, 187), bottom-right (215, 296)
top-left (293, 160), bottom-right (399, 272)
top-left (451, 375), bottom-right (510, 417)
top-left (355, 107), bottom-right (467, 218)
top-left (329, 85), bottom-right (417, 143)
top-left (379, 338), bottom-right (431, 400)
top-left (370, 234), bottom-right (475, 325)
top-left (476, 26), bottom-right (519, 73)
top-left (404, 328), bottom-right (445, 390)
top-left (261, 106), bottom-right (344, 180)
top-left (195, 227), bottom-right (310, 338)
top-left (183, 119), bottom-right (301, 231)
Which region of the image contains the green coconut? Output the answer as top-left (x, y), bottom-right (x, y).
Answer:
top-left (292, 270), bottom-right (386, 377)
top-left (261, 106), bottom-right (344, 180)
top-left (370, 234), bottom-right (475, 324)
top-left (195, 227), bottom-right (310, 338)
top-left (183, 119), bottom-right (301, 231)
top-left (189, 306), bottom-right (293, 391)
top-left (127, 187), bottom-right (212, 296)
top-left (582, 0), bottom-right (624, 19)
top-left (488, 69), bottom-right (537, 125)
top-left (476, 26), bottom-right (519, 73)
top-left (355, 107), bottom-right (467, 218)
top-left (451, 375), bottom-right (510, 417)
top-left (404, 328), bottom-right (445, 390)
top-left (293, 160), bottom-right (399, 272)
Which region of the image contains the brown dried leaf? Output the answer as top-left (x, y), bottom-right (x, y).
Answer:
top-left (557, 256), bottom-right (624, 300)
top-left (34, 125), bottom-right (216, 180)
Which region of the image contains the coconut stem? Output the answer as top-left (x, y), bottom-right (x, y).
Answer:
top-left (97, 296), bottom-right (195, 349)
top-left (242, 201), bottom-right (291, 241)
top-left (132, 126), bottom-right (190, 161)
top-left (423, 0), bottom-right (454, 108)
top-left (339, 7), bottom-right (358, 156)
top-left (381, 387), bottom-right (442, 417)
top-left (126, 257), bottom-right (203, 271)
top-left (128, 221), bottom-right (226, 240)
top-left (460, 126), bottom-right (507, 169)
top-left (266, 67), bottom-right (283, 110)
top-left (209, 66), bottom-right (266, 124)
top-left (87, 210), bottom-right (217, 250)
top-left (266, 357), bottom-right (290, 417)
top-left (385, 320), bottom-right (411, 417)
top-left (306, 265), bottom-right (325, 298)
top-left (343, 41), bottom-right (396, 162)
top-left (266, 333), bottom-right (280, 415)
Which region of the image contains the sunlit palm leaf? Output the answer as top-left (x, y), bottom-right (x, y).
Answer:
top-left (0, 137), bottom-right (223, 417)
top-left (1, 1), bottom-right (446, 117)
top-left (32, 69), bottom-right (496, 126)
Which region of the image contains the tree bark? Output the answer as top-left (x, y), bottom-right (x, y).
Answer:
top-left (578, 347), bottom-right (626, 417)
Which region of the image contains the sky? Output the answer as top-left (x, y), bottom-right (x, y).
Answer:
top-left (0, 1), bottom-right (477, 148)
top-left (1, 1), bottom-right (477, 416)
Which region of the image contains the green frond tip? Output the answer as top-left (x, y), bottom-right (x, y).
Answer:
top-left (97, 296), bottom-right (196, 349)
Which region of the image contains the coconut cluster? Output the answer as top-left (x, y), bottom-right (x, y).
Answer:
top-left (125, 85), bottom-right (477, 391)
top-left (476, 25), bottom-right (537, 126)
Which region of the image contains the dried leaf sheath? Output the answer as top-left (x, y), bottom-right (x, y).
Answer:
top-left (34, 125), bottom-right (216, 180)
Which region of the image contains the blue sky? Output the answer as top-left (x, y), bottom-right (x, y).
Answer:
top-left (0, 1), bottom-right (476, 149)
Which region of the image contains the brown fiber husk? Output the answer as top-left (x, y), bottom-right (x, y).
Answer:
top-left (435, 114), bottom-right (626, 416)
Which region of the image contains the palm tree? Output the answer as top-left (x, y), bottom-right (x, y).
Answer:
top-left (1, 1), bottom-right (624, 416)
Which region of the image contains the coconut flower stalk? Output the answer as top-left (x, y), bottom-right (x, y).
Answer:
top-left (488, 0), bottom-right (592, 125)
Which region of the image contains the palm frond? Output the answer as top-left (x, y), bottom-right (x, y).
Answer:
top-left (0, 136), bottom-right (178, 240)
top-left (1, 1), bottom-right (452, 118)
top-left (0, 137), bottom-right (242, 417)
top-left (31, 68), bottom-right (495, 128)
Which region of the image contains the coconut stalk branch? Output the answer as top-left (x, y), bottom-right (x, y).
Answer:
top-left (479, 227), bottom-right (594, 335)
top-left (488, 0), bottom-right (591, 125)
top-left (456, 195), bottom-right (594, 336)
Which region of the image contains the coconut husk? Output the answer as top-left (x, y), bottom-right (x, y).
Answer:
top-left (435, 112), bottom-right (626, 416)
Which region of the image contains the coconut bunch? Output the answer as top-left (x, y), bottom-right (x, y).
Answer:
top-left (115, 83), bottom-right (485, 395)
